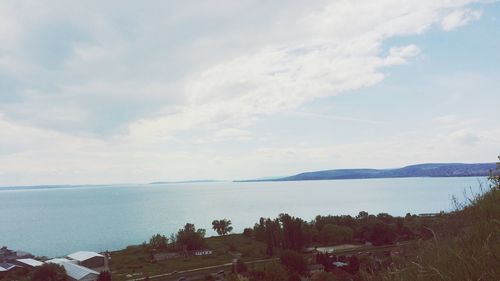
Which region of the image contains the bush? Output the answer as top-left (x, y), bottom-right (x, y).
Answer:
top-left (32, 263), bottom-right (67, 281)
top-left (243, 228), bottom-right (254, 237)
top-left (280, 250), bottom-right (307, 275)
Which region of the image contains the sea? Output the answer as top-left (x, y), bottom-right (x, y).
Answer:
top-left (0, 177), bottom-right (487, 257)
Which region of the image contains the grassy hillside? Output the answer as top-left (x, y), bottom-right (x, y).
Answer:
top-left (366, 164), bottom-right (500, 281)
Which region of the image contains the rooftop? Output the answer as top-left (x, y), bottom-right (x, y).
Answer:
top-left (67, 251), bottom-right (103, 262)
top-left (0, 263), bottom-right (17, 272)
top-left (17, 258), bottom-right (44, 267)
top-left (55, 262), bottom-right (98, 281)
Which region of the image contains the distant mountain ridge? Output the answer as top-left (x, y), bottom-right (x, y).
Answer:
top-left (239, 163), bottom-right (496, 182)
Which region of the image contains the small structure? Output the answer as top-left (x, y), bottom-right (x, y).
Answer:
top-left (332, 261), bottom-right (348, 267)
top-left (0, 263), bottom-right (23, 278)
top-left (48, 259), bottom-right (99, 281)
top-left (0, 263), bottom-right (18, 272)
top-left (16, 258), bottom-right (44, 270)
top-left (192, 249), bottom-right (213, 256)
top-left (68, 251), bottom-right (105, 269)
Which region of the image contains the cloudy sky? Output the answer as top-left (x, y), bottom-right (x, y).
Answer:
top-left (1, 0), bottom-right (499, 185)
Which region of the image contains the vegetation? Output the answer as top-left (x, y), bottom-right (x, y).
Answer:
top-left (364, 157), bottom-right (500, 281)
top-left (31, 264), bottom-right (66, 281)
top-left (96, 271), bottom-right (112, 281)
top-left (109, 234), bottom-right (266, 281)
top-left (212, 219), bottom-right (233, 236)
top-left (175, 223), bottom-right (206, 251)
top-left (148, 234), bottom-right (168, 250)
top-left (279, 250), bottom-right (307, 275)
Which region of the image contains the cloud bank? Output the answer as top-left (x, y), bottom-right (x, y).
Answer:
top-left (0, 0), bottom-right (497, 185)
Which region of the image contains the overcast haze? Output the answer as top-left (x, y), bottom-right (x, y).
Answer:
top-left (1, 0), bottom-right (499, 186)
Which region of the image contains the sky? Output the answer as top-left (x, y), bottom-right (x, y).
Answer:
top-left (0, 0), bottom-right (499, 186)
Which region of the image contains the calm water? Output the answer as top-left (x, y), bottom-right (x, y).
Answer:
top-left (0, 177), bottom-right (486, 257)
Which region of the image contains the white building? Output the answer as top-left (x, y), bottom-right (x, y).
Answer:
top-left (16, 258), bottom-right (44, 269)
top-left (67, 251), bottom-right (105, 269)
top-left (48, 259), bottom-right (99, 281)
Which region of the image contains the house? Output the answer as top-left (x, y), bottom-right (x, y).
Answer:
top-left (67, 251), bottom-right (105, 269)
top-left (0, 263), bottom-right (25, 278)
top-left (0, 263), bottom-right (18, 272)
top-left (48, 259), bottom-right (99, 281)
top-left (15, 258), bottom-right (44, 270)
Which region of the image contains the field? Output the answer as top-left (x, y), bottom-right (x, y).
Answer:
top-left (109, 234), bottom-right (268, 281)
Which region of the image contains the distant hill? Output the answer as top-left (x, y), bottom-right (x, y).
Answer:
top-left (239, 163), bottom-right (496, 182)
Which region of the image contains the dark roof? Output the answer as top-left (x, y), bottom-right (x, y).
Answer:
top-left (0, 263), bottom-right (17, 271)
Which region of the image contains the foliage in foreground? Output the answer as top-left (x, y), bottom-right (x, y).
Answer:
top-left (366, 158), bottom-right (500, 281)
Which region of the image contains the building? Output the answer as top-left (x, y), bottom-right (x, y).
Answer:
top-left (67, 251), bottom-right (105, 269)
top-left (15, 258), bottom-right (44, 270)
top-left (0, 263), bottom-right (18, 272)
top-left (192, 249), bottom-right (213, 256)
top-left (0, 263), bottom-right (24, 278)
top-left (48, 259), bottom-right (99, 281)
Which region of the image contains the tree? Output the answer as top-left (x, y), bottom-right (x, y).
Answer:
top-left (32, 263), bottom-right (67, 281)
top-left (149, 233), bottom-right (168, 250)
top-left (234, 259), bottom-right (248, 273)
top-left (346, 255), bottom-right (360, 274)
top-left (97, 271), bottom-right (112, 281)
top-left (212, 219), bottom-right (233, 236)
top-left (370, 222), bottom-right (396, 245)
top-left (176, 223), bottom-right (206, 251)
top-left (489, 155), bottom-right (500, 188)
top-left (263, 262), bottom-right (288, 281)
top-left (288, 273), bottom-right (301, 281)
top-left (280, 250), bottom-right (307, 275)
top-left (318, 224), bottom-right (353, 244)
top-left (243, 228), bottom-right (253, 237)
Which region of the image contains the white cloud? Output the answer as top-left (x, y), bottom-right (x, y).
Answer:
top-left (0, 0), bottom-right (496, 185)
top-left (441, 8), bottom-right (482, 31)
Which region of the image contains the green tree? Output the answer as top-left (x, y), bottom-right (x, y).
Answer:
top-left (263, 262), bottom-right (288, 281)
top-left (97, 271), bottom-right (112, 281)
top-left (149, 233), bottom-right (168, 250)
top-left (176, 223), bottom-right (206, 251)
top-left (32, 263), bottom-right (67, 281)
top-left (280, 250), bottom-right (307, 275)
top-left (212, 219), bottom-right (233, 236)
top-left (318, 224), bottom-right (353, 244)
top-left (288, 273), bottom-right (301, 281)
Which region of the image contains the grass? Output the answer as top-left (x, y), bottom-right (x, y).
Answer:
top-left (109, 234), bottom-right (267, 281)
top-left (364, 177), bottom-right (500, 281)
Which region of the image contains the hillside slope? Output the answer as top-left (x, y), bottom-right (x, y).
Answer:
top-left (248, 163), bottom-right (496, 181)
